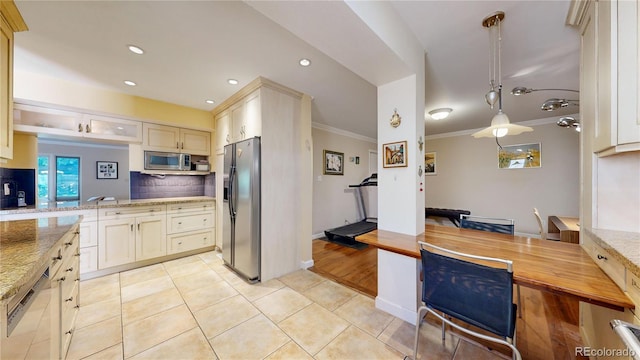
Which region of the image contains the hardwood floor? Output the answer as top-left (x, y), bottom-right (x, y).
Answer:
top-left (309, 238), bottom-right (589, 360)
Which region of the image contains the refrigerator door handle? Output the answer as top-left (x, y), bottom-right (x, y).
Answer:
top-left (229, 165), bottom-right (237, 218)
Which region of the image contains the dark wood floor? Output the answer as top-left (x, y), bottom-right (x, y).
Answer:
top-left (309, 238), bottom-right (588, 360)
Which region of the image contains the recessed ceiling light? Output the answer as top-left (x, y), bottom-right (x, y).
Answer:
top-left (124, 80), bottom-right (137, 86)
top-left (205, 99), bottom-right (215, 104)
top-left (227, 79), bottom-right (239, 85)
top-left (127, 45), bottom-right (144, 55)
top-left (428, 108), bottom-right (453, 120)
top-left (299, 58), bottom-right (311, 67)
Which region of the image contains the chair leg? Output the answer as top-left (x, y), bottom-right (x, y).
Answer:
top-left (441, 312), bottom-right (446, 342)
top-left (413, 306), bottom-right (428, 360)
top-left (516, 285), bottom-right (522, 318)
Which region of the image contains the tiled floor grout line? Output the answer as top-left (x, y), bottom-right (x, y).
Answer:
top-left (72, 252), bottom-right (503, 360)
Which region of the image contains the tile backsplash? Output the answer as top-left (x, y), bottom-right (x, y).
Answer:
top-left (130, 172), bottom-right (215, 200)
top-left (0, 168), bottom-right (36, 208)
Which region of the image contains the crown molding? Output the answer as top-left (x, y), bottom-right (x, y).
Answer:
top-left (312, 122), bottom-right (376, 143)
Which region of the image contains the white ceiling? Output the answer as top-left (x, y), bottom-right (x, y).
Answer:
top-left (12, 1), bottom-right (580, 140)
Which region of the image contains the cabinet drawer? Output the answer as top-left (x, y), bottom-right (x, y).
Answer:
top-left (166, 201), bottom-right (215, 214)
top-left (583, 235), bottom-right (626, 290)
top-left (627, 272), bottom-right (640, 316)
top-left (99, 205), bottom-right (165, 219)
top-left (168, 212), bottom-right (213, 234)
top-left (167, 230), bottom-right (214, 254)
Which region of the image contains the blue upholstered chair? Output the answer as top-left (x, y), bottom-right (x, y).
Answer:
top-left (413, 241), bottom-right (521, 360)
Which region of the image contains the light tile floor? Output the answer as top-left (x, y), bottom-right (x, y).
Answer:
top-left (68, 251), bottom-right (505, 360)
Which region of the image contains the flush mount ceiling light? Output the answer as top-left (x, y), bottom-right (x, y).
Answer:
top-left (123, 80), bottom-right (136, 86)
top-left (428, 108), bottom-right (452, 120)
top-left (557, 116), bottom-right (581, 132)
top-left (127, 45), bottom-right (144, 55)
top-left (205, 99), bottom-right (215, 104)
top-left (472, 11), bottom-right (532, 139)
top-left (227, 79), bottom-right (239, 85)
top-left (299, 58), bottom-right (311, 67)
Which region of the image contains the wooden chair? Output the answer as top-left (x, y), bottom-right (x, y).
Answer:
top-left (533, 208), bottom-right (561, 241)
top-left (414, 242), bottom-right (521, 360)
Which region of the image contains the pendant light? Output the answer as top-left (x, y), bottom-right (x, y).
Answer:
top-left (473, 11), bottom-right (532, 139)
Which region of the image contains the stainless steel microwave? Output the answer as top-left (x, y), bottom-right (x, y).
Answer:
top-left (144, 151), bottom-right (191, 171)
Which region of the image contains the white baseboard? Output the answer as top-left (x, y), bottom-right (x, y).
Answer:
top-left (375, 297), bottom-right (417, 325)
top-left (312, 232), bottom-right (325, 239)
top-left (300, 259), bottom-right (314, 269)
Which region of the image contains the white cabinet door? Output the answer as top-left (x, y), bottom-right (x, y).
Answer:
top-left (231, 102), bottom-right (244, 143)
top-left (98, 218), bottom-right (136, 269)
top-left (13, 103), bottom-right (84, 137)
top-left (79, 246), bottom-right (98, 274)
top-left (215, 111), bottom-right (231, 154)
top-left (180, 128), bottom-right (210, 155)
top-left (79, 220), bottom-right (98, 248)
top-left (83, 114), bottom-right (142, 143)
top-left (243, 90), bottom-right (262, 139)
top-left (143, 123), bottom-right (181, 152)
top-left (0, 16), bottom-right (13, 159)
top-left (616, 0), bottom-right (640, 147)
top-left (135, 215), bottom-right (167, 261)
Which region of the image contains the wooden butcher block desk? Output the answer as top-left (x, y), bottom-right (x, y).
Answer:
top-left (357, 224), bottom-right (633, 321)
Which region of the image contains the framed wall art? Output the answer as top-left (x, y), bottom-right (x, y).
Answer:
top-left (323, 150), bottom-right (344, 175)
top-left (498, 143), bottom-right (541, 169)
top-left (424, 151), bottom-right (437, 175)
top-left (97, 161), bottom-right (118, 179)
top-left (382, 141), bottom-right (407, 168)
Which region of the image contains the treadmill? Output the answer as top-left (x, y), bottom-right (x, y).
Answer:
top-left (323, 174), bottom-right (377, 248)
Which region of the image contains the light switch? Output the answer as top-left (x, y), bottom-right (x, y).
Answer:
top-left (3, 183), bottom-right (10, 196)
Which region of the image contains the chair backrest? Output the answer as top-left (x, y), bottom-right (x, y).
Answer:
top-left (533, 208), bottom-right (545, 238)
top-left (460, 214), bottom-right (515, 235)
top-left (419, 241), bottom-right (516, 339)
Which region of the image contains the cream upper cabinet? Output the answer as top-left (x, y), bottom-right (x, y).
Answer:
top-left (0, 2), bottom-right (27, 160)
top-left (215, 110), bottom-right (231, 154)
top-left (143, 123), bottom-right (210, 156)
top-left (82, 113), bottom-right (142, 143)
top-left (581, 0), bottom-right (640, 155)
top-left (214, 89), bottom-right (262, 154)
top-left (14, 103), bottom-right (143, 143)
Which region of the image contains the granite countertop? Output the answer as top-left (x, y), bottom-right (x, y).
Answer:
top-left (586, 227), bottom-right (640, 279)
top-left (0, 196), bottom-right (215, 216)
top-left (0, 216), bottom-right (81, 302)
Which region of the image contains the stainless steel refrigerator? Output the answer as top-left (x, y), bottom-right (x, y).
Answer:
top-left (222, 137), bottom-right (261, 282)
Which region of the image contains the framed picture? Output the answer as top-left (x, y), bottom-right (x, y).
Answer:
top-left (323, 150), bottom-right (344, 175)
top-left (97, 161), bottom-right (118, 179)
top-left (425, 151), bottom-right (437, 175)
top-left (498, 143), bottom-right (541, 169)
top-left (382, 141), bottom-right (407, 168)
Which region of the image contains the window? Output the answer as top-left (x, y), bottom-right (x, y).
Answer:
top-left (37, 155), bottom-right (80, 203)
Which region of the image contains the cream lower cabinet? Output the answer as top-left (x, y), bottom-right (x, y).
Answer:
top-left (49, 224), bottom-right (80, 360)
top-left (166, 201), bottom-right (215, 254)
top-left (79, 212), bottom-right (98, 275)
top-left (580, 232), bottom-right (639, 358)
top-left (98, 206), bottom-right (166, 269)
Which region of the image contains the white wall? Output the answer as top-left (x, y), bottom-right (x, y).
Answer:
top-left (424, 122), bottom-right (580, 235)
top-left (38, 140), bottom-right (130, 202)
top-left (312, 126), bottom-right (377, 237)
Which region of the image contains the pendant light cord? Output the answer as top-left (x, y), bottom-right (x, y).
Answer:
top-left (495, 134), bottom-right (503, 150)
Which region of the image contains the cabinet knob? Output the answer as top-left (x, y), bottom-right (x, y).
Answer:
top-left (178, 222), bottom-right (182, 225)
top-left (176, 141), bottom-right (180, 149)
top-left (66, 267), bottom-right (74, 272)
top-left (58, 276), bottom-right (66, 282)
top-left (86, 124), bottom-right (91, 133)
top-left (78, 124), bottom-right (83, 132)
top-left (65, 296), bottom-right (74, 302)
top-left (597, 254), bottom-right (608, 261)
top-left (64, 241), bottom-right (73, 246)
top-left (178, 241), bottom-right (183, 245)
top-left (52, 255), bottom-right (63, 261)
top-left (74, 231), bottom-right (80, 235)
top-left (131, 224), bottom-right (134, 232)
top-left (65, 329), bottom-right (73, 335)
